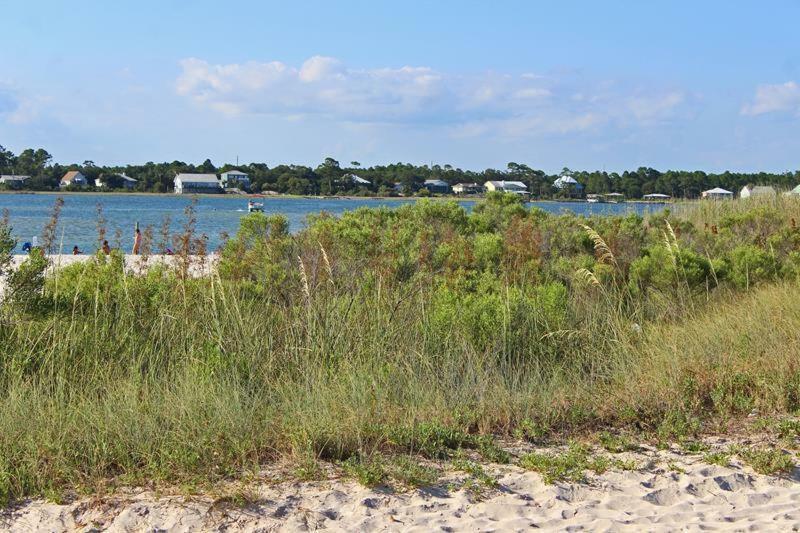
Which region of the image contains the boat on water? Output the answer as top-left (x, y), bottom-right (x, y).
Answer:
top-left (247, 200), bottom-right (264, 213)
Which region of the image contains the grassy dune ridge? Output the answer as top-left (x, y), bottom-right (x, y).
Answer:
top-left (0, 193), bottom-right (799, 500)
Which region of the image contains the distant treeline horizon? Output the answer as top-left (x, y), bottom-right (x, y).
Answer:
top-left (1, 145), bottom-right (798, 198)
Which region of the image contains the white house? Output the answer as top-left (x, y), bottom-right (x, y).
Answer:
top-left (553, 175), bottom-right (584, 190)
top-left (484, 180), bottom-right (529, 197)
top-left (95, 173), bottom-right (138, 190)
top-left (453, 182), bottom-right (481, 195)
top-left (220, 170), bottom-right (251, 190)
top-left (785, 184), bottom-right (800, 196)
top-left (740, 185), bottom-right (776, 199)
top-left (643, 193), bottom-right (671, 201)
top-left (60, 171), bottom-right (88, 188)
top-left (174, 173), bottom-right (223, 194)
top-left (345, 173), bottom-right (371, 186)
top-left (701, 187), bottom-right (734, 200)
top-left (0, 175), bottom-right (29, 189)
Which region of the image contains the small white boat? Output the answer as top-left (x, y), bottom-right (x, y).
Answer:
top-left (247, 200), bottom-right (264, 213)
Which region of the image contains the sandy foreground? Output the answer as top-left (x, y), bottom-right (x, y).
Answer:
top-left (2, 439), bottom-right (799, 532)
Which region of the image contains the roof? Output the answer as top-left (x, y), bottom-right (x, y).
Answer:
top-left (119, 173), bottom-right (137, 182)
top-left (643, 193), bottom-right (671, 198)
top-left (346, 173), bottom-right (371, 185)
top-left (485, 180), bottom-right (527, 190)
top-left (454, 182), bottom-right (479, 187)
top-left (553, 175), bottom-right (582, 188)
top-left (703, 187), bottom-right (733, 195)
top-left (174, 173), bottom-right (220, 184)
top-left (424, 179), bottom-right (449, 187)
top-left (742, 185), bottom-right (775, 194)
top-left (605, 192), bottom-right (624, 197)
top-left (0, 175), bottom-right (29, 181)
top-left (221, 170), bottom-right (247, 176)
top-left (61, 170), bottom-right (85, 182)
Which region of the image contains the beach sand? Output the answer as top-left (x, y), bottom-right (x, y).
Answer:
top-left (3, 440), bottom-right (798, 532)
top-left (9, 254), bottom-right (216, 276)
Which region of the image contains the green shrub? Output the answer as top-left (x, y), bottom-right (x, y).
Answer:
top-left (726, 245), bottom-right (778, 289)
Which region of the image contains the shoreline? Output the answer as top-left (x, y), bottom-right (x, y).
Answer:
top-left (0, 190), bottom-right (673, 205)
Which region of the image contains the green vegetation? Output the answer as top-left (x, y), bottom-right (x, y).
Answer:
top-left (731, 446), bottom-right (795, 475)
top-left (2, 144), bottom-right (799, 197)
top-left (1, 194), bottom-right (800, 501)
top-left (518, 442), bottom-right (624, 484)
top-left (598, 432), bottom-right (638, 453)
top-left (703, 452), bottom-right (731, 467)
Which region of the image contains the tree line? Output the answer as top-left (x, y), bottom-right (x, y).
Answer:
top-left (1, 146), bottom-right (798, 198)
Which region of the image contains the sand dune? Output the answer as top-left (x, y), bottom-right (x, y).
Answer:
top-left (3, 443), bottom-right (798, 532)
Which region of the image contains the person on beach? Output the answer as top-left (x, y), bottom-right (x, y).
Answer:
top-left (133, 228), bottom-right (142, 255)
top-left (102, 240), bottom-right (111, 255)
top-left (72, 245), bottom-right (82, 255)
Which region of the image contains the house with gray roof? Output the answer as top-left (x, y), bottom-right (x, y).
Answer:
top-left (220, 170), bottom-right (250, 190)
top-left (174, 173), bottom-right (223, 194)
top-left (0, 175), bottom-right (29, 189)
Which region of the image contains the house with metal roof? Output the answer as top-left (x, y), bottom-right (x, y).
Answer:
top-left (345, 173), bottom-right (371, 186)
top-left (95, 173), bottom-right (138, 190)
top-left (740, 185), bottom-right (776, 199)
top-left (0, 175), bottom-right (29, 189)
top-left (174, 173), bottom-right (223, 194)
top-left (423, 179), bottom-right (451, 194)
top-left (484, 180), bottom-right (528, 194)
top-left (553, 175), bottom-right (584, 190)
top-left (220, 170), bottom-right (250, 190)
top-left (701, 187), bottom-right (734, 200)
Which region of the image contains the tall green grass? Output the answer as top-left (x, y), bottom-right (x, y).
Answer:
top-left (0, 193), bottom-right (799, 501)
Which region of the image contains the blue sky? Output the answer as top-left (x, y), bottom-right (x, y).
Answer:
top-left (1, 0), bottom-right (799, 172)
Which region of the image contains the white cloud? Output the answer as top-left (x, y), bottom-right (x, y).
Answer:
top-left (175, 56), bottom-right (690, 139)
top-left (299, 56), bottom-right (343, 82)
top-left (742, 81), bottom-right (800, 116)
top-left (627, 92), bottom-right (685, 121)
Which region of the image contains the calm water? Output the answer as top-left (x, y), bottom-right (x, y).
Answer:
top-left (0, 193), bottom-right (662, 253)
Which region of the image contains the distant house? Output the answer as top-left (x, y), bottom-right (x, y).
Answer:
top-left (423, 179), bottom-right (451, 194)
top-left (786, 184), bottom-right (800, 196)
top-left (701, 187), bottom-right (734, 200)
top-left (220, 170), bottom-right (251, 190)
top-left (95, 173), bottom-right (138, 190)
top-left (60, 171), bottom-right (88, 188)
top-left (740, 185), bottom-right (776, 199)
top-left (484, 180), bottom-right (528, 196)
top-left (344, 173), bottom-right (371, 186)
top-left (0, 175), bottom-right (29, 189)
top-left (173, 173), bottom-right (223, 194)
top-left (452, 182), bottom-right (482, 195)
top-left (553, 175), bottom-right (584, 191)
top-left (643, 193), bottom-right (671, 201)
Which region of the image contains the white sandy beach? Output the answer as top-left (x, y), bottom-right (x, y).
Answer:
top-left (3, 440), bottom-right (798, 532)
top-left (9, 254), bottom-right (217, 276)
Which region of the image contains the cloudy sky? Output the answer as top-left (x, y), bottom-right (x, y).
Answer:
top-left (1, 0), bottom-right (799, 172)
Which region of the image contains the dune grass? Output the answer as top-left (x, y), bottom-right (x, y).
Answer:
top-left (0, 194), bottom-right (799, 501)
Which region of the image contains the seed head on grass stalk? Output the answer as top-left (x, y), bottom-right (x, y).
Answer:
top-left (41, 197), bottom-right (65, 255)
